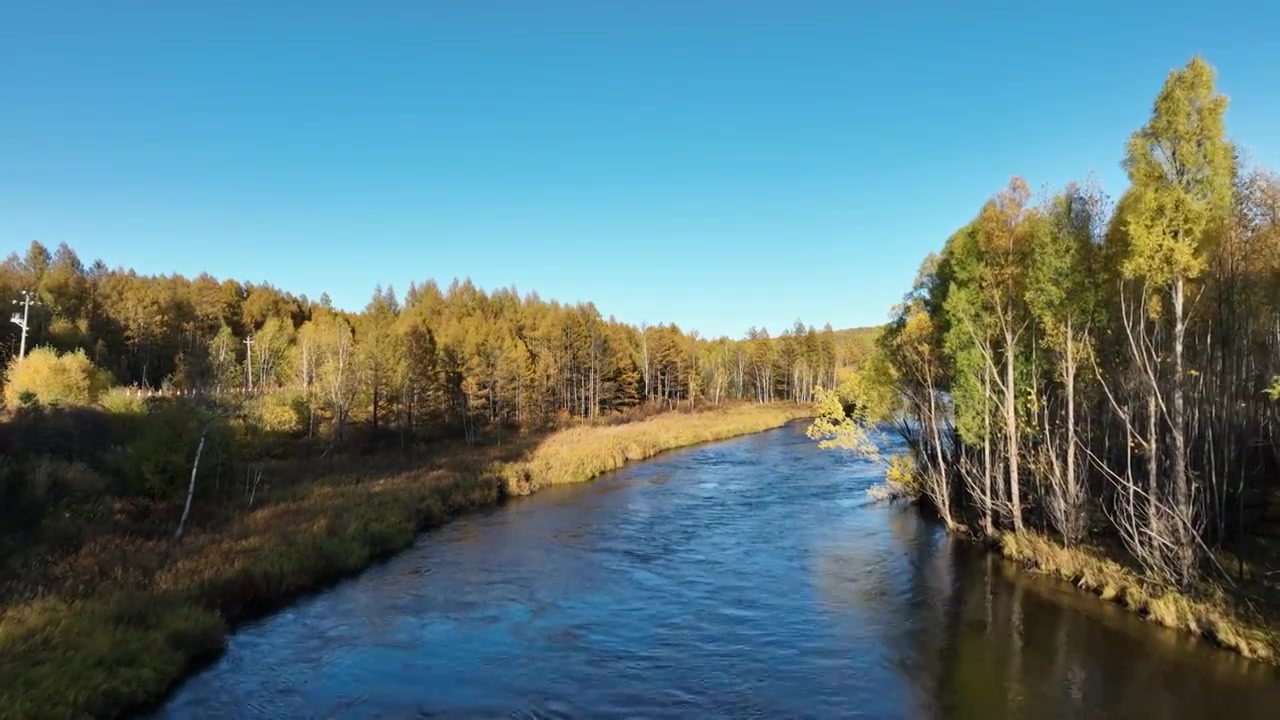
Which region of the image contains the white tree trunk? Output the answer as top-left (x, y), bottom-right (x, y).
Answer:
top-left (175, 426), bottom-right (209, 541)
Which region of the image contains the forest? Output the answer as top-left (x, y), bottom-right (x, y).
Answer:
top-left (0, 238), bottom-right (876, 579)
top-left (813, 56), bottom-right (1280, 653)
top-left (0, 244), bottom-right (871, 432)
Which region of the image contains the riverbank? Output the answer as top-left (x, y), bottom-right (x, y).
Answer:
top-left (155, 423), bottom-right (1280, 719)
top-left (995, 531), bottom-right (1279, 662)
top-left (0, 403), bottom-right (809, 720)
top-left (501, 404), bottom-right (815, 495)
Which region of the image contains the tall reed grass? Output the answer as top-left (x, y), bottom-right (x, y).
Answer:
top-left (503, 404), bottom-right (811, 494)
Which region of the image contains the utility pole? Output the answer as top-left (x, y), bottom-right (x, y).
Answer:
top-left (244, 335), bottom-right (255, 392)
top-left (10, 290), bottom-right (38, 359)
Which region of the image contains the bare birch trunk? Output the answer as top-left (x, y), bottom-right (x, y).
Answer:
top-left (175, 426), bottom-right (209, 541)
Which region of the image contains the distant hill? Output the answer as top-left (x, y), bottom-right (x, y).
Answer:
top-left (832, 325), bottom-right (882, 367)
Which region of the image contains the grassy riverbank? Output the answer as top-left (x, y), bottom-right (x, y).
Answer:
top-left (996, 531), bottom-right (1279, 662)
top-left (0, 403), bottom-right (808, 720)
top-left (502, 404), bottom-right (812, 494)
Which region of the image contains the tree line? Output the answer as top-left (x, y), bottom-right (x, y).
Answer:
top-left (0, 242), bottom-right (872, 442)
top-left (817, 56), bottom-right (1280, 591)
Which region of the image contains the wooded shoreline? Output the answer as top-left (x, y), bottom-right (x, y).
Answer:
top-left (808, 56), bottom-right (1280, 668)
top-left (0, 404), bottom-right (809, 720)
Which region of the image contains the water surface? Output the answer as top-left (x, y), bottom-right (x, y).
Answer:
top-left (155, 424), bottom-right (1280, 718)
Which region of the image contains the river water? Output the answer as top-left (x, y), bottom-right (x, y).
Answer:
top-left (155, 423), bottom-right (1280, 718)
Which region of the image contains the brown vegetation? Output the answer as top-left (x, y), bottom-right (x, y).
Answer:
top-left (0, 403), bottom-right (806, 720)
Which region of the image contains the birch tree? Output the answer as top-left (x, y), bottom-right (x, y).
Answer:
top-left (1119, 56), bottom-right (1233, 586)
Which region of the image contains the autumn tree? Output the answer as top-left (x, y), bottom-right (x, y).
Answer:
top-left (359, 286), bottom-right (401, 432)
top-left (975, 177), bottom-right (1038, 532)
top-left (1115, 56), bottom-right (1233, 585)
top-left (302, 311), bottom-right (359, 442)
top-left (1026, 182), bottom-right (1107, 544)
top-left (3, 347), bottom-right (113, 408)
top-left (251, 315), bottom-right (296, 390)
top-left (879, 256), bottom-right (958, 530)
top-left (399, 317), bottom-right (442, 435)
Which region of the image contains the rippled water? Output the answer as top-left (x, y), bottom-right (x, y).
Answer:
top-left (154, 423), bottom-right (1280, 718)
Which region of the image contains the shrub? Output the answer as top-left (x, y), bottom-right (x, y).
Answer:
top-left (98, 387), bottom-right (147, 415)
top-left (3, 459), bottom-right (111, 549)
top-left (123, 405), bottom-right (223, 501)
top-left (249, 393), bottom-right (306, 435)
top-left (867, 453), bottom-right (923, 502)
top-left (3, 347), bottom-right (113, 408)
top-left (0, 404), bottom-right (126, 463)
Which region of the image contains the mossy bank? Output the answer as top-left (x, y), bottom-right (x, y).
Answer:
top-left (0, 403), bottom-right (809, 720)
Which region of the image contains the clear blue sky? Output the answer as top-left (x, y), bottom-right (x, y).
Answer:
top-left (2, 2), bottom-right (1277, 338)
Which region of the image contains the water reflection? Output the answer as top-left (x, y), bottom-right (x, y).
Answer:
top-left (813, 506), bottom-right (1280, 719)
top-left (155, 424), bottom-right (1280, 719)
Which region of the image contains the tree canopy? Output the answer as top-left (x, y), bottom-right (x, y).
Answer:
top-left (0, 242), bottom-right (875, 440)
top-left (825, 57), bottom-right (1280, 590)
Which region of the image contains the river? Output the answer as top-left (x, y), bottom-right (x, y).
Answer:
top-left (154, 423), bottom-right (1280, 718)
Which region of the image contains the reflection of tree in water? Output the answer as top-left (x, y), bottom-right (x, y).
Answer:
top-left (812, 503), bottom-right (1280, 719)
top-left (812, 501), bottom-right (950, 607)
top-left (933, 541), bottom-right (1280, 719)
top-left (879, 539), bottom-right (1098, 720)
top-left (809, 506), bottom-right (958, 716)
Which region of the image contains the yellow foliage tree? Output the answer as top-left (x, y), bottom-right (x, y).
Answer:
top-left (251, 392), bottom-right (306, 435)
top-left (805, 386), bottom-right (879, 457)
top-left (3, 347), bottom-right (113, 408)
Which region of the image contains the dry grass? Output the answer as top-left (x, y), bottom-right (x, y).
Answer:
top-left (997, 531), bottom-right (1279, 662)
top-left (502, 404), bottom-right (811, 495)
top-left (0, 403), bottom-right (806, 720)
